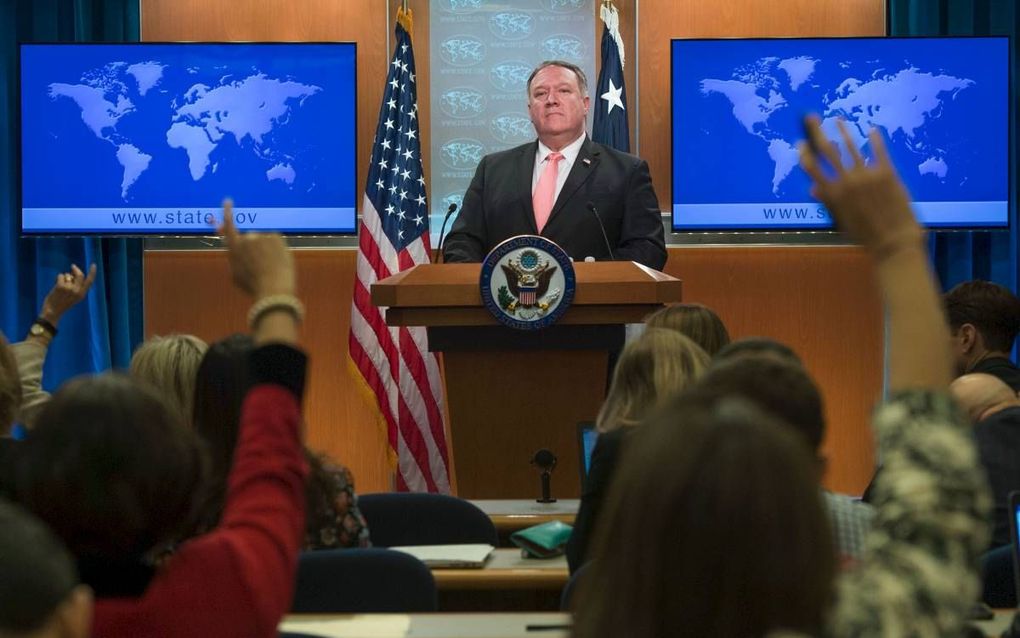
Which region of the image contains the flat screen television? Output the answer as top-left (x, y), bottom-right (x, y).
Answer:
top-left (20, 42), bottom-right (357, 235)
top-left (671, 37), bottom-right (1010, 231)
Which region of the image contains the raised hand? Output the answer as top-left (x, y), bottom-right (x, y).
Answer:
top-left (218, 200), bottom-right (295, 300)
top-left (40, 263), bottom-right (97, 326)
top-left (799, 116), bottom-right (922, 260)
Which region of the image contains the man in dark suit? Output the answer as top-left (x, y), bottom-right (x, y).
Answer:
top-left (944, 280), bottom-right (1020, 392)
top-left (950, 373), bottom-right (1020, 548)
top-left (442, 60), bottom-right (667, 270)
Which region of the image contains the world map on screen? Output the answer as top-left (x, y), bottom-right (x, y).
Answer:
top-left (47, 61), bottom-right (321, 200)
top-left (699, 56), bottom-right (973, 196)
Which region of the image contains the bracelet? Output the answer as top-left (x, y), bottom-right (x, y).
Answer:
top-left (33, 317), bottom-right (58, 337)
top-left (247, 294), bottom-right (305, 330)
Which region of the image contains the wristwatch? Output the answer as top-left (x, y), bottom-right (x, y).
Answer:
top-left (29, 318), bottom-right (57, 338)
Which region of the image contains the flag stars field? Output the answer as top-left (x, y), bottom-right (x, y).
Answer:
top-left (349, 11), bottom-right (450, 493)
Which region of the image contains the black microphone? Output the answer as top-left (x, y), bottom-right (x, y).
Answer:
top-left (435, 203), bottom-right (458, 264)
top-left (531, 448), bottom-right (558, 503)
top-left (585, 201), bottom-right (615, 261)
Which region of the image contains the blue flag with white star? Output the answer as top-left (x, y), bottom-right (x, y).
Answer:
top-left (592, 4), bottom-right (629, 153)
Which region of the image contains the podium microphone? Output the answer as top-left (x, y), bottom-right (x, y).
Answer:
top-left (434, 203), bottom-right (458, 264)
top-left (585, 201), bottom-right (615, 261)
top-left (531, 448), bottom-right (558, 504)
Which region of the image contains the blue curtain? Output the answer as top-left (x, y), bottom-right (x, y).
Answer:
top-left (0, 0), bottom-right (143, 391)
top-left (888, 0), bottom-right (1019, 292)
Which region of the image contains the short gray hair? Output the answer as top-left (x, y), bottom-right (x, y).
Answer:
top-left (526, 60), bottom-right (588, 97)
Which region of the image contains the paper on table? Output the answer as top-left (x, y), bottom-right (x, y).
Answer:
top-left (389, 543), bottom-right (495, 568)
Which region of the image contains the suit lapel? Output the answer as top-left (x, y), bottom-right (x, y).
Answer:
top-left (517, 141), bottom-right (539, 234)
top-left (547, 137), bottom-right (600, 229)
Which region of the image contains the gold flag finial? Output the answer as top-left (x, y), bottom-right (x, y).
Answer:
top-left (397, 6), bottom-right (413, 37)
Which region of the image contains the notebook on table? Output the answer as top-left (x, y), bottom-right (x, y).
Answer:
top-left (390, 543), bottom-right (495, 569)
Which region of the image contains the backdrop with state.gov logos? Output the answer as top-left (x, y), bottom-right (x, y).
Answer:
top-left (429, 0), bottom-right (596, 239)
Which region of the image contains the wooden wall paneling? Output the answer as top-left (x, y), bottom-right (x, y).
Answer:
top-left (144, 250), bottom-right (394, 493)
top-left (636, 0), bottom-right (886, 207)
top-left (145, 245), bottom-right (884, 496)
top-left (141, 0), bottom-right (400, 491)
top-left (663, 246), bottom-right (884, 494)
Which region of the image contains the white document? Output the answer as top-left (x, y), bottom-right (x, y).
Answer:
top-left (389, 543), bottom-right (495, 568)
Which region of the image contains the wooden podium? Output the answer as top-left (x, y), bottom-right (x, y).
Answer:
top-left (372, 262), bottom-right (682, 499)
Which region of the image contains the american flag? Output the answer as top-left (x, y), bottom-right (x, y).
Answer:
top-left (349, 11), bottom-right (451, 493)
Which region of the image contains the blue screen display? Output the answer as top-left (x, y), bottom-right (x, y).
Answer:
top-left (21, 43), bottom-right (357, 235)
top-left (581, 426), bottom-right (599, 476)
top-left (671, 37), bottom-right (1009, 231)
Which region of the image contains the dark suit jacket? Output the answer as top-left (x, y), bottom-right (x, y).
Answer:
top-left (565, 427), bottom-right (627, 574)
top-left (971, 357), bottom-right (1020, 393)
top-left (974, 406), bottom-right (1020, 547)
top-left (442, 138), bottom-right (667, 270)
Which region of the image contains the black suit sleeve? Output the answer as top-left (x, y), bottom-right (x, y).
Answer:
top-left (442, 158), bottom-right (489, 263)
top-left (566, 429), bottom-right (624, 573)
top-left (614, 159), bottom-right (667, 271)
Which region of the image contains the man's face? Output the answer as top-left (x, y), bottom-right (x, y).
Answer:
top-left (527, 65), bottom-right (589, 145)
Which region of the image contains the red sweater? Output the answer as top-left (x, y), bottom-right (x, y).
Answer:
top-left (92, 383), bottom-right (308, 638)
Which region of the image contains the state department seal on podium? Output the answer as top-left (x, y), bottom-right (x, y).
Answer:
top-left (480, 235), bottom-right (576, 330)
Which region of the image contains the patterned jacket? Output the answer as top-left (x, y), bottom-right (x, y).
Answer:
top-left (775, 391), bottom-right (991, 637)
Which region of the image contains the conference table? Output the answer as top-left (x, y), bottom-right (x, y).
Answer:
top-left (432, 548), bottom-right (569, 591)
top-left (279, 608), bottom-right (1015, 637)
top-left (280, 612), bottom-right (571, 637)
top-left (431, 548), bottom-right (569, 611)
top-left (469, 500), bottom-right (579, 536)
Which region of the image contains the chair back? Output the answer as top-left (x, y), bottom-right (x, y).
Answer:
top-left (358, 493), bottom-right (498, 547)
top-left (292, 548), bottom-right (438, 613)
top-left (560, 560), bottom-right (591, 610)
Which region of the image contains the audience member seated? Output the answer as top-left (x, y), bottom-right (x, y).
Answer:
top-left (11, 264), bottom-right (96, 429)
top-left (697, 356), bottom-right (874, 564)
top-left (714, 335), bottom-right (803, 364)
top-left (0, 498), bottom-right (92, 638)
top-left (565, 328), bottom-right (708, 573)
top-left (944, 280), bottom-right (1020, 391)
top-left (571, 119), bottom-right (990, 637)
top-left (950, 372), bottom-right (1020, 548)
top-left (12, 204), bottom-right (310, 638)
top-left (0, 331), bottom-right (22, 498)
top-left (129, 333), bottom-right (207, 426)
top-left (192, 333), bottom-right (370, 549)
top-left (643, 302), bottom-right (731, 357)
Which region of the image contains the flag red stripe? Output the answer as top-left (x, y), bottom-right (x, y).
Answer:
top-left (352, 274), bottom-right (438, 488)
top-left (348, 331), bottom-right (399, 450)
top-left (398, 398), bottom-right (439, 493)
top-left (397, 326), bottom-right (449, 465)
top-left (358, 225), bottom-right (393, 282)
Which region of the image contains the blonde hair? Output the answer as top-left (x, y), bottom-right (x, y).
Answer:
top-left (596, 329), bottom-right (709, 433)
top-left (130, 334), bottom-right (207, 427)
top-left (644, 303), bottom-right (731, 357)
top-left (0, 331), bottom-right (21, 431)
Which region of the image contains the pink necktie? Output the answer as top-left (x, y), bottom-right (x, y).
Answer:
top-left (532, 152), bottom-right (564, 233)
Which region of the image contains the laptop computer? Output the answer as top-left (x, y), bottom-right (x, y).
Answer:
top-left (576, 421), bottom-right (599, 489)
top-left (1010, 491), bottom-right (1020, 602)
